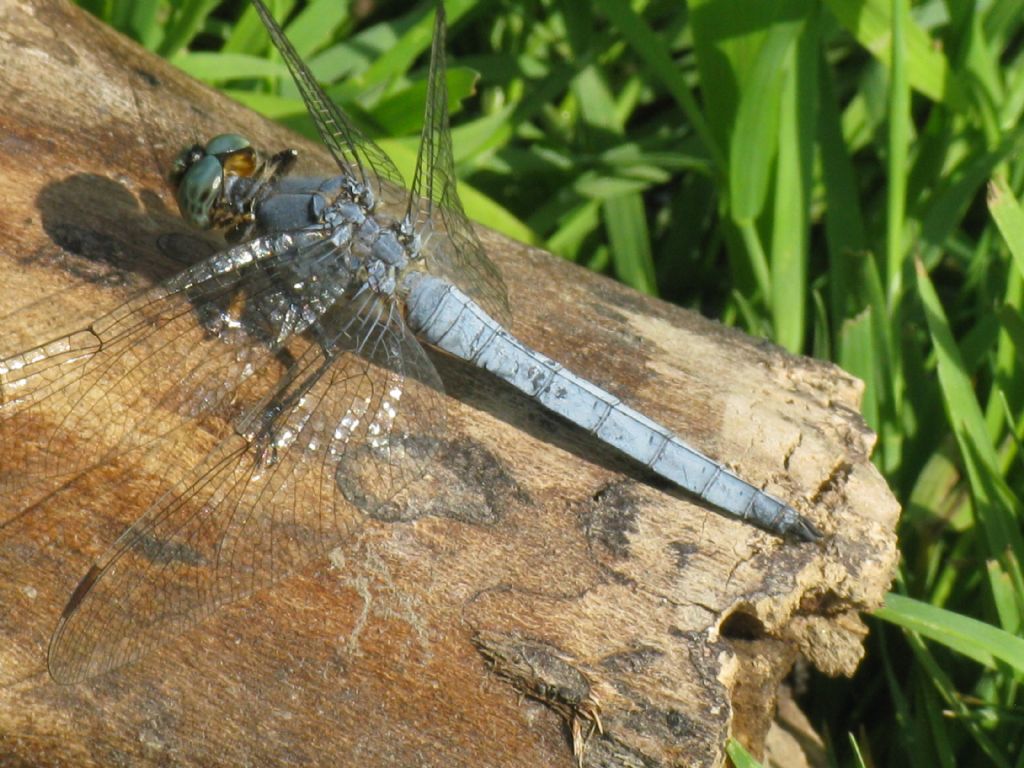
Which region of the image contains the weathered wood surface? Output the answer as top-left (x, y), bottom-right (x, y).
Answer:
top-left (0, 1), bottom-right (899, 766)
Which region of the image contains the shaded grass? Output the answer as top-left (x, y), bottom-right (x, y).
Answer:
top-left (76, 0), bottom-right (1024, 765)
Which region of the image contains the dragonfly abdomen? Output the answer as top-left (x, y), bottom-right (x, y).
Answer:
top-left (404, 272), bottom-right (820, 541)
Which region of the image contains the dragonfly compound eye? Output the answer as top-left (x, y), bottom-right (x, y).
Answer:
top-left (206, 133), bottom-right (258, 178)
top-left (175, 154), bottom-right (223, 230)
top-left (204, 132), bottom-right (251, 155)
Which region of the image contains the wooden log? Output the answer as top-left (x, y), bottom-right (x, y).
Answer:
top-left (0, 1), bottom-right (899, 766)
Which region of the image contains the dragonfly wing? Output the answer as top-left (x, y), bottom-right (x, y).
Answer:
top-left (47, 293), bottom-right (446, 683)
top-left (0, 232), bottom-right (356, 524)
top-left (251, 0), bottom-right (405, 198)
top-left (407, 3), bottom-right (511, 326)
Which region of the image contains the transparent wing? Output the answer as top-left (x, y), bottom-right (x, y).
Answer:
top-left (47, 293), bottom-right (446, 683)
top-left (0, 233), bottom-right (355, 524)
top-left (407, 3), bottom-right (511, 326)
top-left (251, 0), bottom-right (405, 197)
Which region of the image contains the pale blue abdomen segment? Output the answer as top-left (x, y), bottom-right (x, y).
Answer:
top-left (404, 272), bottom-right (820, 541)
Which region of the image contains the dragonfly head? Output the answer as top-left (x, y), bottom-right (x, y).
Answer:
top-left (170, 133), bottom-right (260, 230)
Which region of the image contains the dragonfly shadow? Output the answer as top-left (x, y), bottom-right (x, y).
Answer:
top-left (35, 172), bottom-right (221, 287)
top-left (0, 172), bottom-right (225, 349)
top-left (432, 351), bottom-right (666, 496)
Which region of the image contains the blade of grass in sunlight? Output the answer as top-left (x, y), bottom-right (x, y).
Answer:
top-left (877, 593), bottom-right (1024, 673)
top-left (604, 194), bottom-right (656, 294)
top-left (989, 175), bottom-right (1024, 282)
top-left (770, 10), bottom-right (817, 352)
top-left (823, 0), bottom-right (962, 106)
top-left (726, 739), bottom-right (764, 768)
top-left (726, 12), bottom-right (802, 226)
top-left (837, 310), bottom-right (879, 429)
top-left (172, 51), bottom-right (286, 80)
top-left (885, 0), bottom-right (910, 301)
top-left (284, 0), bottom-right (350, 57)
top-left (847, 735), bottom-right (869, 768)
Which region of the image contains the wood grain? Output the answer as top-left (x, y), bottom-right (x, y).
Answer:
top-left (0, 1), bottom-right (899, 766)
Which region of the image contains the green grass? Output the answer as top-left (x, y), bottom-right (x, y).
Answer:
top-left (77, 0), bottom-right (1024, 765)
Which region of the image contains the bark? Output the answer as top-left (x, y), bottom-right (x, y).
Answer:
top-left (0, 2), bottom-right (899, 766)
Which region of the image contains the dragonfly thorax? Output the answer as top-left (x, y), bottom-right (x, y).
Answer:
top-left (174, 135), bottom-right (427, 302)
top-left (313, 186), bottom-right (422, 300)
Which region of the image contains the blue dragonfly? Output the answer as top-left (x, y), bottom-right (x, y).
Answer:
top-left (0, 0), bottom-right (820, 684)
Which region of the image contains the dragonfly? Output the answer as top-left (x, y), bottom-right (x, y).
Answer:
top-left (0, 0), bottom-right (821, 685)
